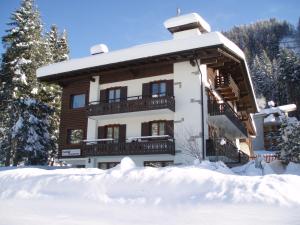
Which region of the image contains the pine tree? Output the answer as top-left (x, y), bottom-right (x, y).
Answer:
top-left (39, 25), bottom-right (69, 164)
top-left (224, 18), bottom-right (293, 61)
top-left (0, 0), bottom-right (52, 165)
top-left (296, 17), bottom-right (300, 47)
top-left (277, 48), bottom-right (300, 118)
top-left (11, 98), bottom-right (53, 165)
top-left (278, 118), bottom-right (300, 163)
top-left (250, 51), bottom-right (274, 102)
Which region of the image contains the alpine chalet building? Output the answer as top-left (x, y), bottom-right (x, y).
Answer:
top-left (37, 13), bottom-right (258, 168)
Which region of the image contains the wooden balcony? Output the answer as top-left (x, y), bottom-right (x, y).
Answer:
top-left (208, 101), bottom-right (248, 137)
top-left (81, 139), bottom-right (175, 157)
top-left (88, 96), bottom-right (175, 116)
top-left (206, 138), bottom-right (249, 164)
top-left (215, 74), bottom-right (239, 101)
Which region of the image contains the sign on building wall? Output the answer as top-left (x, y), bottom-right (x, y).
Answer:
top-left (62, 149), bottom-right (81, 157)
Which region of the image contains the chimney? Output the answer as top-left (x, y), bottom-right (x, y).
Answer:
top-left (164, 13), bottom-right (211, 39)
top-left (90, 44), bottom-right (109, 55)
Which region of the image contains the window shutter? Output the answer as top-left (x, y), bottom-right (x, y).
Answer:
top-left (166, 120), bottom-right (174, 137)
top-left (119, 124), bottom-right (126, 142)
top-left (120, 87), bottom-right (127, 101)
top-left (98, 126), bottom-right (106, 139)
top-left (166, 80), bottom-right (174, 97)
top-left (100, 89), bottom-right (107, 103)
top-left (141, 122), bottom-right (150, 136)
top-left (142, 83), bottom-right (150, 98)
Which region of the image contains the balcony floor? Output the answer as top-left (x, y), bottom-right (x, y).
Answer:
top-left (89, 108), bottom-right (173, 120)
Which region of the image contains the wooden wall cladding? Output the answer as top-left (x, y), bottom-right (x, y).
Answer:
top-left (99, 63), bottom-right (173, 84)
top-left (59, 78), bottom-right (90, 155)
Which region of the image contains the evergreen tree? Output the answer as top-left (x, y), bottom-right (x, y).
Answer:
top-left (278, 118), bottom-right (300, 163)
top-left (39, 25), bottom-right (69, 164)
top-left (250, 51), bottom-right (274, 101)
top-left (0, 0), bottom-right (51, 165)
top-left (11, 98), bottom-right (53, 165)
top-left (277, 48), bottom-right (300, 118)
top-left (296, 17), bottom-right (300, 47)
top-left (224, 18), bottom-right (293, 61)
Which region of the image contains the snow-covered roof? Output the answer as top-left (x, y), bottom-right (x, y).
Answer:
top-left (264, 114), bottom-right (276, 124)
top-left (278, 104), bottom-right (297, 113)
top-left (254, 150), bottom-right (278, 155)
top-left (37, 31), bottom-right (245, 78)
top-left (255, 104), bottom-right (297, 116)
top-left (164, 13), bottom-right (211, 33)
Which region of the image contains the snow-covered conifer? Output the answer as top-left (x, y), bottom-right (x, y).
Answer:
top-left (278, 118), bottom-right (300, 163)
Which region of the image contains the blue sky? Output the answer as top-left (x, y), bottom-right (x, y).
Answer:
top-left (1, 0), bottom-right (300, 58)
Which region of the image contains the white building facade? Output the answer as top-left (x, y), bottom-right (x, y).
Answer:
top-left (37, 13), bottom-right (258, 168)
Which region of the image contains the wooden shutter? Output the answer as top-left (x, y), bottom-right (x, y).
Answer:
top-left (100, 89), bottom-right (107, 103)
top-left (142, 83), bottom-right (151, 98)
top-left (98, 126), bottom-right (106, 139)
top-left (166, 80), bottom-right (174, 97)
top-left (120, 87), bottom-right (128, 101)
top-left (166, 120), bottom-right (174, 137)
top-left (141, 122), bottom-right (150, 136)
top-left (119, 124), bottom-right (126, 143)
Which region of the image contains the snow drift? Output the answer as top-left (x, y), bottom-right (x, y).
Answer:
top-left (0, 158), bottom-right (300, 225)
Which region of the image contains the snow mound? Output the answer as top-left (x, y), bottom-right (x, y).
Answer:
top-left (1, 159), bottom-right (300, 225)
top-left (232, 160), bottom-right (300, 176)
top-left (119, 156), bottom-right (136, 171)
top-left (1, 159), bottom-right (300, 207)
top-left (195, 160), bottom-right (233, 174)
top-left (285, 162), bottom-right (300, 175)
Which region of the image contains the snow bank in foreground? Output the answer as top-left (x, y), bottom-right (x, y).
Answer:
top-left (0, 158), bottom-right (299, 206)
top-left (232, 159), bottom-right (300, 176)
top-left (0, 158), bottom-right (300, 225)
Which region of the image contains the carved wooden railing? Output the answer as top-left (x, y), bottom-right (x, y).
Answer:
top-left (206, 138), bottom-right (249, 164)
top-left (88, 95), bottom-right (175, 116)
top-left (215, 74), bottom-right (239, 100)
top-left (208, 101), bottom-right (248, 137)
top-left (81, 140), bottom-right (175, 156)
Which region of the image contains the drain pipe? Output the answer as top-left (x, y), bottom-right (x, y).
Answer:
top-left (194, 57), bottom-right (206, 160)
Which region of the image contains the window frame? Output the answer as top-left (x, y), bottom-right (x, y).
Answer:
top-left (150, 120), bottom-right (166, 136)
top-left (66, 128), bottom-right (84, 145)
top-left (70, 93), bottom-right (86, 109)
top-left (98, 162), bottom-right (120, 170)
top-left (105, 124), bottom-right (120, 142)
top-left (144, 161), bottom-right (173, 167)
top-left (151, 81), bottom-right (166, 98)
top-left (107, 87), bottom-right (121, 103)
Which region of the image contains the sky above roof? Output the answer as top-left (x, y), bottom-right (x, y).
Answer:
top-left (1, 0), bottom-right (300, 59)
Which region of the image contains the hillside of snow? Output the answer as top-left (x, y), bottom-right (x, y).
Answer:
top-left (0, 158), bottom-right (300, 225)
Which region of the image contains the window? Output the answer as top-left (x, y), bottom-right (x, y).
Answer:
top-left (76, 165), bottom-right (85, 168)
top-left (98, 162), bottom-right (119, 170)
top-left (144, 161), bottom-right (173, 167)
top-left (67, 129), bottom-right (83, 144)
top-left (106, 125), bottom-right (120, 142)
top-left (151, 82), bottom-right (166, 98)
top-left (108, 88), bottom-right (121, 103)
top-left (71, 94), bottom-right (86, 109)
top-left (151, 121), bottom-right (166, 136)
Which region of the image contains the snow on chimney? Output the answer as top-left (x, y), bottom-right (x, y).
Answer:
top-left (164, 13), bottom-right (211, 39)
top-left (90, 44), bottom-right (109, 55)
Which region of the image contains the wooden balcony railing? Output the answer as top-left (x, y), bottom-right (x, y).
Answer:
top-left (208, 101), bottom-right (248, 137)
top-left (81, 140), bottom-right (175, 156)
top-left (215, 74), bottom-right (239, 100)
top-left (88, 95), bottom-right (175, 116)
top-left (206, 138), bottom-right (249, 164)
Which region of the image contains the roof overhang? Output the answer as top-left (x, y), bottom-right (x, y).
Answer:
top-left (37, 32), bottom-right (258, 113)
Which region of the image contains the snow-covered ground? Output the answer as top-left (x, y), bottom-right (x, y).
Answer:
top-left (0, 158), bottom-right (300, 225)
